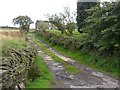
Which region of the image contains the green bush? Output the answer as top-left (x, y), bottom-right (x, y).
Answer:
top-left (35, 32), bottom-right (120, 78)
top-left (27, 60), bottom-right (41, 82)
top-left (36, 30), bottom-right (97, 53)
top-left (82, 2), bottom-right (120, 57)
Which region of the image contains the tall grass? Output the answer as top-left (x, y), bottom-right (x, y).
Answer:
top-left (0, 28), bottom-right (27, 58)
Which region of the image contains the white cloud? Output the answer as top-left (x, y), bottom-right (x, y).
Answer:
top-left (0, 0), bottom-right (77, 28)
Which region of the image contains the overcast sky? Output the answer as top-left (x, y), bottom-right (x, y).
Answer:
top-left (0, 0), bottom-right (77, 28)
top-left (0, 0), bottom-right (114, 28)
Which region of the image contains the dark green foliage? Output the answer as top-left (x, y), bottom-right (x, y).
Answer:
top-left (83, 2), bottom-right (120, 56)
top-left (76, 2), bottom-right (98, 33)
top-left (66, 22), bottom-right (76, 34)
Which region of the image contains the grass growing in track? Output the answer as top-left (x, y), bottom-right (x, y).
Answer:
top-left (25, 54), bottom-right (55, 88)
top-left (64, 64), bottom-right (81, 74)
top-left (34, 33), bottom-right (119, 79)
top-left (30, 34), bottom-right (81, 75)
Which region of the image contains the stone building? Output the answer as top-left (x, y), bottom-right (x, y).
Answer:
top-left (35, 20), bottom-right (57, 30)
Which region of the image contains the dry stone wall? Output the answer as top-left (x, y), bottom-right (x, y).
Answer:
top-left (0, 47), bottom-right (37, 90)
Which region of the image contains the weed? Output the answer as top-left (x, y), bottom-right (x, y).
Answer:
top-left (25, 54), bottom-right (55, 88)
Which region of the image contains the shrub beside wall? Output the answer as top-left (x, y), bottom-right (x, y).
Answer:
top-left (36, 30), bottom-right (89, 52)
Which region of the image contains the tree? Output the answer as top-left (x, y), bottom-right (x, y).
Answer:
top-left (83, 2), bottom-right (120, 55)
top-left (46, 13), bottom-right (66, 34)
top-left (66, 22), bottom-right (76, 34)
top-left (12, 15), bottom-right (33, 34)
top-left (46, 7), bottom-right (76, 35)
top-left (64, 7), bottom-right (76, 34)
top-left (76, 2), bottom-right (98, 33)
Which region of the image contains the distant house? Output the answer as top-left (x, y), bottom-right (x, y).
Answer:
top-left (35, 20), bottom-right (57, 30)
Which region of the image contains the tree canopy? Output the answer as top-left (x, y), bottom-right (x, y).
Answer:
top-left (81, 2), bottom-right (120, 56)
top-left (76, 2), bottom-right (98, 33)
top-left (46, 7), bottom-right (76, 35)
top-left (12, 15), bottom-right (33, 34)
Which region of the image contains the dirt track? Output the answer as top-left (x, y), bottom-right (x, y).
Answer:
top-left (32, 34), bottom-right (119, 89)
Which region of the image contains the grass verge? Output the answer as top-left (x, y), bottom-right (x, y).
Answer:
top-left (25, 54), bottom-right (55, 88)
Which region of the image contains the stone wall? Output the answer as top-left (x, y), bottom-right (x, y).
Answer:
top-left (0, 47), bottom-right (37, 90)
